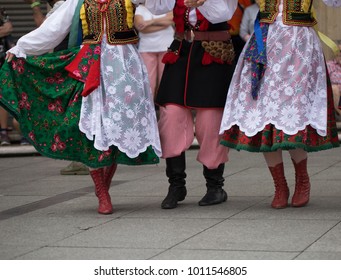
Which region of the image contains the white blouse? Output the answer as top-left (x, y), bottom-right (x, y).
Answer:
top-left (8, 0), bottom-right (78, 58)
top-left (7, 0), bottom-right (162, 158)
top-left (143, 0), bottom-right (238, 24)
top-left (322, 0), bottom-right (341, 6)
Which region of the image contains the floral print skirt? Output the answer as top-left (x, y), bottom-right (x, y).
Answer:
top-left (0, 47), bottom-right (160, 167)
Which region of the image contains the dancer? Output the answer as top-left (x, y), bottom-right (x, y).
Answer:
top-left (219, 0), bottom-right (340, 208)
top-left (141, 0), bottom-right (237, 208)
top-left (1, 0), bottom-right (161, 214)
top-left (326, 41), bottom-right (341, 116)
top-left (134, 4), bottom-right (174, 99)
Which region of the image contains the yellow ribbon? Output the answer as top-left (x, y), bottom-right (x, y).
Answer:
top-left (317, 30), bottom-right (340, 55)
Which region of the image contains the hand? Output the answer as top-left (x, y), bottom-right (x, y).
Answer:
top-left (136, 19), bottom-right (153, 31)
top-left (244, 34), bottom-right (251, 41)
top-left (5, 52), bottom-right (14, 62)
top-left (184, 0), bottom-right (206, 8)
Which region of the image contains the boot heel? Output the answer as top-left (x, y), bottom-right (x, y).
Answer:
top-left (223, 190), bottom-right (228, 202)
top-left (161, 187), bottom-right (187, 209)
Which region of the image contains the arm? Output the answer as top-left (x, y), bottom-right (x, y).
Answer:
top-left (24, 0), bottom-right (46, 27)
top-left (142, 0), bottom-right (237, 22)
top-left (134, 12), bottom-right (173, 33)
top-left (239, 8), bottom-right (251, 41)
top-left (144, 0), bottom-right (176, 14)
top-left (7, 0), bottom-right (77, 59)
top-left (0, 21), bottom-right (13, 38)
top-left (152, 12), bottom-right (173, 26)
top-left (198, 0), bottom-right (238, 23)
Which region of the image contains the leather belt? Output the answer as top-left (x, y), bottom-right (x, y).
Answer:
top-left (175, 30), bottom-right (231, 42)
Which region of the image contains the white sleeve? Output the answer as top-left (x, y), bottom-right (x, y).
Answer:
top-left (323, 0), bottom-right (341, 6)
top-left (239, 9), bottom-right (250, 39)
top-left (144, 0), bottom-right (175, 14)
top-left (8, 0), bottom-right (79, 58)
top-left (198, 0), bottom-right (238, 23)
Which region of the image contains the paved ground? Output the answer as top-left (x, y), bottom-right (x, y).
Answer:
top-left (0, 145), bottom-right (341, 260)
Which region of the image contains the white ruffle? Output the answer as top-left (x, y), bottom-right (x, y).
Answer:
top-left (7, 45), bottom-right (27, 59)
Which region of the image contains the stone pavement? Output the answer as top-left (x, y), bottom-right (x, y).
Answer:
top-left (0, 145), bottom-right (341, 260)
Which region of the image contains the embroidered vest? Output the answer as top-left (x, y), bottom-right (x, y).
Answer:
top-left (82, 0), bottom-right (138, 45)
top-left (173, 0), bottom-right (229, 33)
top-left (259, 0), bottom-right (317, 26)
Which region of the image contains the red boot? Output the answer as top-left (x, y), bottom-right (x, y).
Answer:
top-left (90, 168), bottom-right (113, 214)
top-left (104, 163), bottom-right (117, 191)
top-left (268, 163), bottom-right (289, 209)
top-left (291, 158), bottom-right (310, 207)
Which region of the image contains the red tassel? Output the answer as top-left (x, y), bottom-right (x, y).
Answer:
top-left (162, 52), bottom-right (179, 64)
top-left (202, 52), bottom-right (213, 65)
top-left (212, 56), bottom-right (224, 64)
top-left (202, 52), bottom-right (226, 65)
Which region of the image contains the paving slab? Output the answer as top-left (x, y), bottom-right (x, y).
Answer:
top-left (0, 147), bottom-right (340, 261)
top-left (153, 249), bottom-right (299, 260)
top-left (16, 247), bottom-right (165, 260)
top-left (174, 219), bottom-right (339, 252)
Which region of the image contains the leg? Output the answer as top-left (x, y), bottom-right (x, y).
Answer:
top-left (11, 117), bottom-right (30, 145)
top-left (156, 51), bottom-right (166, 92)
top-left (158, 105), bottom-right (194, 158)
top-left (158, 105), bottom-right (194, 209)
top-left (0, 107), bottom-right (10, 145)
top-left (332, 84), bottom-right (341, 115)
top-left (195, 109), bottom-right (228, 206)
top-left (104, 163), bottom-right (118, 190)
top-left (289, 149), bottom-right (310, 207)
top-left (140, 52), bottom-right (158, 98)
top-left (89, 167), bottom-right (113, 214)
top-left (161, 152), bottom-right (187, 209)
top-left (263, 150), bottom-right (289, 209)
top-left (199, 163), bottom-right (227, 206)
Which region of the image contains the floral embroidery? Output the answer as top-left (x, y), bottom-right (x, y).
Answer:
top-left (0, 47), bottom-right (160, 167)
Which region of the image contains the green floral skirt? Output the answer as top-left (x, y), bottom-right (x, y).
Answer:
top-left (0, 48), bottom-right (159, 167)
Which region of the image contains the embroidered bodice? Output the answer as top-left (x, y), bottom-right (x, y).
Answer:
top-left (82, 0), bottom-right (139, 45)
top-left (259, 0), bottom-right (317, 26)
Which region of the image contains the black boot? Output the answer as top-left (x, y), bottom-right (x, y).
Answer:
top-left (161, 152), bottom-right (187, 209)
top-left (198, 163), bottom-right (227, 206)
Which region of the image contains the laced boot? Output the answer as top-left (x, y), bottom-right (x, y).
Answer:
top-left (161, 152), bottom-right (187, 209)
top-left (199, 163), bottom-right (227, 206)
top-left (268, 162), bottom-right (289, 209)
top-left (104, 163), bottom-right (118, 191)
top-left (90, 168), bottom-right (113, 214)
top-left (291, 158), bottom-right (310, 207)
